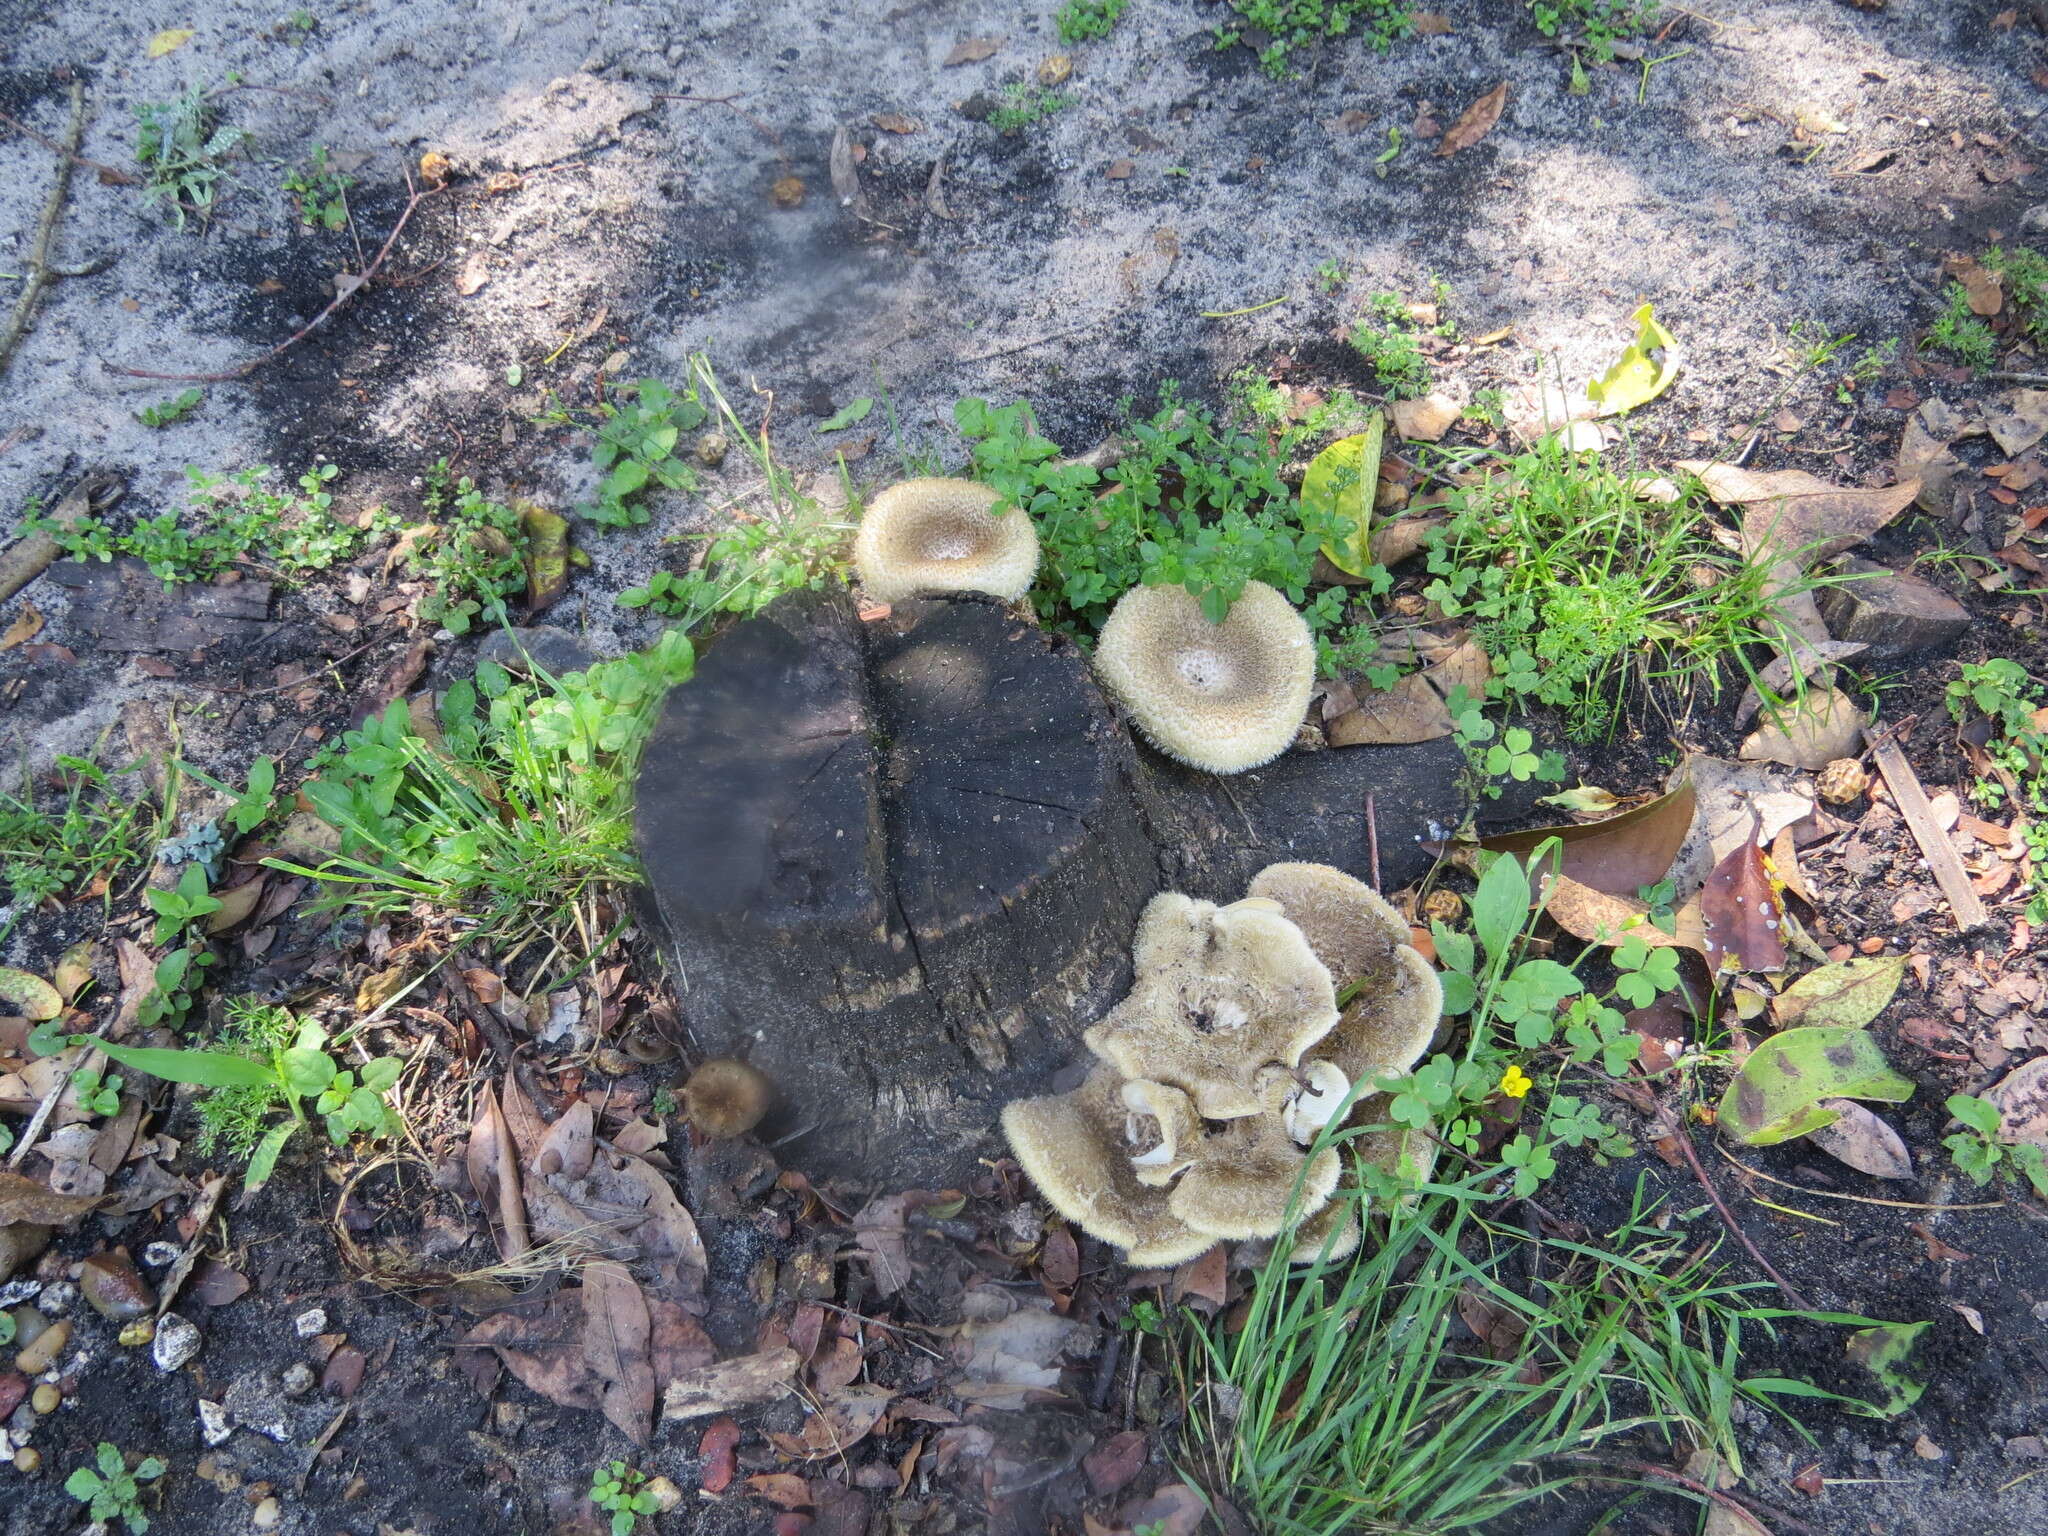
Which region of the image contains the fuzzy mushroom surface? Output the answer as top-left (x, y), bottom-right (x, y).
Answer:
top-left (852, 478), bottom-right (1040, 604)
top-left (1092, 579), bottom-right (1315, 775)
top-left (679, 1059), bottom-right (773, 1139)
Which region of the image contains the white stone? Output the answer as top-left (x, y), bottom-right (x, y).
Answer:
top-left (153, 1313), bottom-right (202, 1372)
top-left (142, 1242), bottom-right (181, 1268)
top-left (197, 1399), bottom-right (233, 1447)
top-left (292, 1307), bottom-right (328, 1339)
top-left (36, 1281), bottom-right (77, 1316)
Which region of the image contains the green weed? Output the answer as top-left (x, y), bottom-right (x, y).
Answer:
top-left (0, 753), bottom-right (157, 909)
top-left (134, 85), bottom-right (247, 230)
top-left (1216, 0), bottom-right (1416, 78)
top-left (1944, 1092), bottom-right (2048, 1198)
top-left (80, 1006), bottom-right (404, 1190)
top-left (136, 388), bottom-right (204, 429)
top-left (988, 83), bottom-right (1074, 133)
top-left (404, 463), bottom-right (529, 634)
top-left (1056, 0), bottom-right (1127, 44)
top-left (1348, 289), bottom-right (1443, 399)
top-left (1421, 439), bottom-right (1820, 739)
top-left (1984, 245), bottom-right (2048, 342)
top-left (282, 144), bottom-right (352, 231)
top-left (956, 387), bottom-right (1378, 671)
top-left (581, 378), bottom-right (707, 529)
top-left (617, 357), bottom-right (852, 623)
top-left (65, 1443), bottom-right (165, 1534)
top-left (589, 1461), bottom-right (662, 1535)
top-left (1529, 0), bottom-right (1662, 63)
top-left (275, 631), bottom-right (694, 966)
top-left (1926, 284), bottom-right (1996, 372)
top-left (1945, 658), bottom-right (2048, 922)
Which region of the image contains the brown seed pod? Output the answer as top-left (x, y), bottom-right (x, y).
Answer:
top-left (679, 1059), bottom-right (773, 1139)
top-left (1815, 758), bottom-right (1869, 804)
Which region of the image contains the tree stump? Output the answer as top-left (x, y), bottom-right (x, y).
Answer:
top-left (636, 589), bottom-right (1468, 1191)
top-left (635, 591), bottom-right (1157, 1187)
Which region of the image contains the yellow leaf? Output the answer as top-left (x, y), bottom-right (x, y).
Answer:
top-left (1305, 416), bottom-right (1383, 578)
top-left (1586, 303), bottom-right (1679, 418)
top-left (147, 28), bottom-right (196, 58)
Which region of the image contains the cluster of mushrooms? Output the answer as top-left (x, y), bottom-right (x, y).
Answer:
top-left (1003, 864), bottom-right (1442, 1266)
top-left (852, 478), bottom-right (1314, 775)
top-left (852, 481), bottom-right (1440, 1262)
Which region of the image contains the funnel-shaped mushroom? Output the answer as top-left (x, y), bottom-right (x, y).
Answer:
top-left (1085, 894), bottom-right (1339, 1119)
top-left (1093, 580), bottom-right (1314, 774)
top-left (853, 478), bottom-right (1040, 603)
top-left (1246, 863), bottom-right (1410, 994)
top-left (1001, 1068), bottom-right (1218, 1268)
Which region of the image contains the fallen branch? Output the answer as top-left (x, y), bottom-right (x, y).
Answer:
top-left (1870, 725), bottom-right (1989, 931)
top-left (0, 78), bottom-right (87, 379)
top-left (109, 169), bottom-right (441, 384)
top-left (0, 91), bottom-right (134, 186)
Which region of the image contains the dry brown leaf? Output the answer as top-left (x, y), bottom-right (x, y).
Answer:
top-left (1436, 82), bottom-right (1507, 156)
top-left (1481, 782), bottom-right (1696, 900)
top-left (582, 1259), bottom-right (658, 1444)
top-left (1412, 11), bottom-right (1454, 33)
top-left (1327, 671), bottom-right (1454, 745)
top-left (202, 877), bottom-right (266, 935)
top-left (944, 36), bottom-right (1002, 65)
top-left (1804, 1099), bottom-right (1913, 1179)
top-left (1698, 836), bottom-right (1786, 973)
top-left (0, 603), bottom-right (44, 651)
top-left (1392, 392), bottom-right (1462, 443)
top-left (769, 1383), bottom-right (893, 1459)
top-left (1676, 461), bottom-right (1920, 567)
top-left (0, 1168), bottom-right (102, 1226)
top-left (1368, 514), bottom-right (1443, 567)
top-left (1985, 390), bottom-right (2048, 457)
top-left (829, 124), bottom-right (867, 217)
top-left (455, 252), bottom-right (491, 297)
top-left (1986, 1055), bottom-right (2048, 1147)
top-left (1739, 687), bottom-right (1866, 771)
top-left (872, 113), bottom-right (921, 134)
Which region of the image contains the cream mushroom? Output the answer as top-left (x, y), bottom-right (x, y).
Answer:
top-left (1092, 579), bottom-right (1314, 774)
top-left (852, 478), bottom-right (1040, 603)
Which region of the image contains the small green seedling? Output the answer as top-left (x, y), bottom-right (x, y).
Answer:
top-left (135, 85), bottom-right (247, 229)
top-left (988, 83), bottom-right (1074, 133)
top-left (584, 378), bottom-right (705, 529)
top-left (1056, 0), bottom-right (1127, 44)
top-left (282, 144), bottom-right (353, 231)
top-left (147, 864), bottom-right (223, 946)
top-left (72, 1065), bottom-right (123, 1118)
top-left (65, 1443), bottom-right (166, 1535)
top-left (180, 756), bottom-right (278, 836)
top-left (1943, 1093), bottom-right (2048, 1197)
top-left (589, 1461), bottom-right (662, 1535)
top-left (137, 388), bottom-right (204, 428)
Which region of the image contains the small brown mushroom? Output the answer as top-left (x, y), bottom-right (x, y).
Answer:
top-left (1092, 579), bottom-right (1314, 774)
top-left (679, 1058), bottom-right (773, 1138)
top-left (852, 478), bottom-right (1040, 603)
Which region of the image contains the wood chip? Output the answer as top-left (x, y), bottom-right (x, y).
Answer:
top-left (1871, 734), bottom-right (1988, 931)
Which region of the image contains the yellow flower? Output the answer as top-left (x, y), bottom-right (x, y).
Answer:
top-left (1498, 1065), bottom-right (1533, 1100)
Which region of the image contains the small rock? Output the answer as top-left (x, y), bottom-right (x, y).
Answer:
top-left (30, 1382), bottom-right (59, 1415)
top-left (153, 1314), bottom-right (201, 1373)
top-left (0, 1372), bottom-right (28, 1421)
top-left (223, 1373), bottom-right (305, 1443)
top-left (696, 431), bottom-right (729, 467)
top-left (643, 1475), bottom-right (683, 1513)
top-left (16, 1317), bottom-right (69, 1374)
top-left (81, 1251), bottom-right (156, 1322)
top-left (35, 1281), bottom-right (76, 1316)
top-left (1913, 1434), bottom-right (1944, 1460)
top-left (1815, 758), bottom-right (1870, 804)
top-left (476, 625), bottom-right (595, 678)
top-left (118, 1319), bottom-right (156, 1348)
top-left (1816, 559), bottom-right (1972, 658)
top-left (141, 1242), bottom-right (181, 1268)
top-left (252, 1495), bottom-right (281, 1530)
top-left (292, 1307), bottom-right (328, 1339)
top-left (321, 1343), bottom-right (366, 1399)
top-left (12, 1444), bottom-right (38, 1474)
top-left (280, 1363), bottom-right (316, 1398)
top-left (0, 1225), bottom-right (51, 1285)
top-left (198, 1399), bottom-right (234, 1447)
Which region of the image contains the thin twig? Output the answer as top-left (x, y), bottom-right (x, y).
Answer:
top-left (1716, 1144), bottom-right (2004, 1211)
top-left (0, 78), bottom-right (86, 379)
top-left (110, 169), bottom-right (442, 383)
top-left (0, 96), bottom-right (134, 186)
top-left (1986, 372), bottom-right (2048, 385)
top-left (1364, 791), bottom-right (1382, 893)
top-left (1671, 1121), bottom-right (1811, 1310)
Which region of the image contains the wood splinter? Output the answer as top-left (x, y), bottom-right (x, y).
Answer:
top-left (1870, 727), bottom-right (1989, 932)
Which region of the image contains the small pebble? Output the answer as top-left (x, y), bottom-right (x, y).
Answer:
top-left (8, 1306), bottom-right (51, 1349)
top-left (119, 1319), bottom-right (157, 1348)
top-left (198, 1399), bottom-right (234, 1447)
top-left (280, 1363), bottom-right (316, 1398)
top-left (293, 1308), bottom-right (329, 1339)
top-left (35, 1281), bottom-right (76, 1317)
top-left (13, 1445), bottom-right (39, 1474)
top-left (16, 1317), bottom-right (70, 1374)
top-left (252, 1495), bottom-right (282, 1530)
top-left (142, 1242), bottom-right (181, 1268)
top-left (30, 1383), bottom-right (60, 1415)
top-left (153, 1314), bottom-right (202, 1373)
top-left (81, 1251), bottom-right (156, 1322)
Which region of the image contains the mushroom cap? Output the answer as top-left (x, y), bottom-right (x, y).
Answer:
top-left (1092, 580), bottom-right (1314, 775)
top-left (1310, 946), bottom-right (1442, 1095)
top-left (853, 478), bottom-right (1040, 604)
top-left (1085, 893), bottom-right (1339, 1119)
top-left (1165, 1070), bottom-right (1342, 1241)
top-left (1245, 862), bottom-right (1411, 994)
top-left (1285, 1196), bottom-right (1362, 1266)
top-left (680, 1058), bottom-right (773, 1138)
top-left (1283, 1060), bottom-right (1354, 1146)
top-left (1002, 1068), bottom-right (1217, 1268)
top-left (1122, 1078), bottom-right (1205, 1188)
